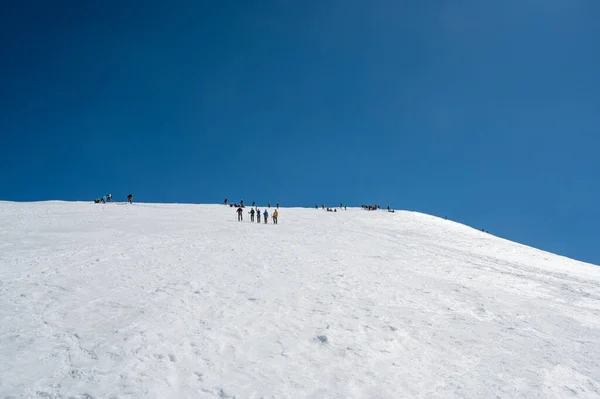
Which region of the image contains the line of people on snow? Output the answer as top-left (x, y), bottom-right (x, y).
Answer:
top-left (224, 197), bottom-right (398, 223)
top-left (94, 193), bottom-right (133, 204)
top-left (315, 203), bottom-right (394, 212)
top-left (315, 203), bottom-right (347, 211)
top-left (363, 204), bottom-right (380, 211)
top-left (224, 198), bottom-right (280, 210)
top-left (225, 198), bottom-right (280, 224)
top-left (362, 204), bottom-right (395, 212)
top-left (236, 206), bottom-right (279, 224)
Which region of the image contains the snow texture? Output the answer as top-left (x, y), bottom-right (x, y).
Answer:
top-left (1, 201), bottom-right (600, 398)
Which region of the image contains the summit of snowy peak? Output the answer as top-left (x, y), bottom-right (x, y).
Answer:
top-left (1, 201), bottom-right (599, 398)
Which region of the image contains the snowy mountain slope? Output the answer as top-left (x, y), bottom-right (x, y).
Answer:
top-left (1, 201), bottom-right (599, 398)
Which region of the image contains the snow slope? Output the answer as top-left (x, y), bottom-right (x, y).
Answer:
top-left (1, 201), bottom-right (600, 398)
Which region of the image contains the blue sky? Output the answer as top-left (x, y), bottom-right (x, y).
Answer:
top-left (1, 1), bottom-right (598, 264)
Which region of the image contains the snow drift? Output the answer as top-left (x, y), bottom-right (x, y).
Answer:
top-left (1, 201), bottom-right (599, 398)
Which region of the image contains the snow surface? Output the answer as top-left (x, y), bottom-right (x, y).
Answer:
top-left (1, 201), bottom-right (600, 398)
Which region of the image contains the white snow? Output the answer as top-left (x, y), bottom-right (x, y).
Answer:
top-left (1, 201), bottom-right (600, 398)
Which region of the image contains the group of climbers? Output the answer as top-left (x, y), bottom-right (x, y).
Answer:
top-left (237, 205), bottom-right (279, 224)
top-left (362, 204), bottom-right (380, 210)
top-left (312, 203), bottom-right (394, 212)
top-left (362, 204), bottom-right (396, 212)
top-left (316, 203), bottom-right (347, 211)
top-left (226, 197), bottom-right (398, 224)
top-left (95, 193), bottom-right (112, 204)
top-left (94, 193), bottom-right (133, 204)
top-left (94, 193), bottom-right (113, 204)
top-left (225, 198), bottom-right (279, 210)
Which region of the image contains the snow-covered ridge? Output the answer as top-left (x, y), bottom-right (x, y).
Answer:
top-left (1, 201), bottom-right (599, 398)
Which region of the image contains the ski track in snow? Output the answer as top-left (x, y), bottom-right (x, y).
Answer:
top-left (1, 201), bottom-right (600, 398)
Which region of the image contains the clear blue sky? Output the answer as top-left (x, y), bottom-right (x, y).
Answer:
top-left (1, 1), bottom-right (598, 265)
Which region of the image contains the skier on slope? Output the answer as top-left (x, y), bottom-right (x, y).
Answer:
top-left (127, 194), bottom-right (133, 204)
top-left (237, 206), bottom-right (244, 221)
top-left (249, 208), bottom-right (255, 222)
top-left (257, 209), bottom-right (261, 223)
top-left (273, 209), bottom-right (279, 225)
top-left (276, 202), bottom-right (280, 209)
top-left (263, 209), bottom-right (269, 224)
